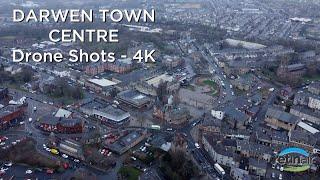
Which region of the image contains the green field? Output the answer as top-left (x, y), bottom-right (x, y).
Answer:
top-left (0, 36), bottom-right (16, 40)
top-left (202, 79), bottom-right (218, 96)
top-left (119, 166), bottom-right (141, 180)
top-left (284, 165), bottom-right (310, 172)
top-left (303, 74), bottom-right (320, 81)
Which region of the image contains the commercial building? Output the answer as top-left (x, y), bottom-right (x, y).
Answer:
top-left (85, 78), bottom-right (118, 94)
top-left (58, 139), bottom-right (84, 160)
top-left (116, 90), bottom-right (152, 109)
top-left (106, 130), bottom-right (148, 154)
top-left (153, 103), bottom-right (190, 126)
top-left (162, 55), bottom-right (183, 69)
top-left (264, 107), bottom-right (300, 131)
top-left (224, 106), bottom-right (251, 130)
top-left (39, 116), bottom-right (84, 134)
top-left (288, 130), bottom-right (319, 152)
top-left (0, 103), bottom-right (27, 130)
top-left (92, 105), bottom-right (130, 126)
top-left (230, 167), bottom-right (251, 180)
top-left (308, 82), bottom-right (320, 95)
top-left (290, 105), bottom-right (320, 125)
top-left (135, 73), bottom-right (179, 96)
top-left (277, 63), bottom-right (307, 81)
top-left (85, 58), bottom-right (134, 76)
top-left (248, 158), bottom-right (267, 177)
top-left (236, 140), bottom-right (273, 162)
top-left (202, 134), bottom-right (240, 168)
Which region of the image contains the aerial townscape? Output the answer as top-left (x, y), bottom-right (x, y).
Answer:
top-left (0, 0), bottom-right (320, 180)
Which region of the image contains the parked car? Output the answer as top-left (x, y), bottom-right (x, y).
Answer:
top-left (25, 169), bottom-right (33, 174)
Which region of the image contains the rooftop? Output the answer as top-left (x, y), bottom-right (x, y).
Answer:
top-left (266, 107), bottom-right (300, 124)
top-left (117, 90), bottom-right (151, 107)
top-left (290, 130), bottom-right (318, 146)
top-left (55, 108), bottom-right (72, 118)
top-left (249, 158), bottom-right (267, 169)
top-left (95, 105), bottom-right (130, 122)
top-left (297, 121), bottom-right (320, 134)
top-left (146, 73), bottom-right (173, 88)
top-left (87, 78), bottom-right (117, 87)
top-left (41, 116), bottom-right (82, 127)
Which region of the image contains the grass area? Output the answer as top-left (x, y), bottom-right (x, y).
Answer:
top-left (4, 83), bottom-right (27, 92)
top-left (118, 166), bottom-right (141, 180)
top-left (0, 36), bottom-right (16, 40)
top-left (50, 96), bottom-right (75, 105)
top-left (202, 79), bottom-right (218, 96)
top-left (303, 74), bottom-right (320, 81)
top-left (0, 138), bottom-right (63, 170)
top-left (187, 85), bottom-right (196, 91)
top-left (284, 165), bottom-right (310, 172)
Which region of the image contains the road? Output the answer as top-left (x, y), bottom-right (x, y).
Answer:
top-left (197, 44), bottom-right (236, 104)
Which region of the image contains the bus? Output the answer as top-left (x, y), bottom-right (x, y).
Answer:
top-left (214, 163), bottom-right (225, 176)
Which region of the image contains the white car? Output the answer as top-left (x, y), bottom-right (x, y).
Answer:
top-left (0, 142), bottom-right (5, 146)
top-left (107, 152), bottom-right (112, 156)
top-left (269, 88), bottom-right (275, 92)
top-left (28, 118), bottom-right (32, 122)
top-left (195, 143), bottom-right (200, 149)
top-left (45, 148), bottom-right (51, 152)
top-left (19, 121), bottom-right (25, 125)
top-left (62, 154), bottom-right (68, 159)
top-left (141, 147), bottom-right (146, 152)
top-left (25, 169), bottom-right (33, 174)
top-left (279, 174), bottom-right (282, 180)
top-left (280, 167), bottom-right (284, 172)
top-left (74, 159), bottom-right (80, 163)
top-left (4, 162), bottom-right (12, 167)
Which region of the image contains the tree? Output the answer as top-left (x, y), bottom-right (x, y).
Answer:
top-left (13, 67), bottom-right (34, 83)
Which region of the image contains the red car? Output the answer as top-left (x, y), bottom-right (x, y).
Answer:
top-left (0, 136), bottom-right (8, 142)
top-left (63, 162), bottom-right (69, 169)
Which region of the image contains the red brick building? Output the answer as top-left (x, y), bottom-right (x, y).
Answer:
top-left (0, 103), bottom-right (27, 130)
top-left (85, 59), bottom-right (133, 76)
top-left (39, 116), bottom-right (84, 134)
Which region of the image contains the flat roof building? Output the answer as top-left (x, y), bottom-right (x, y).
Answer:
top-left (116, 90), bottom-right (152, 109)
top-left (92, 105), bottom-right (130, 126)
